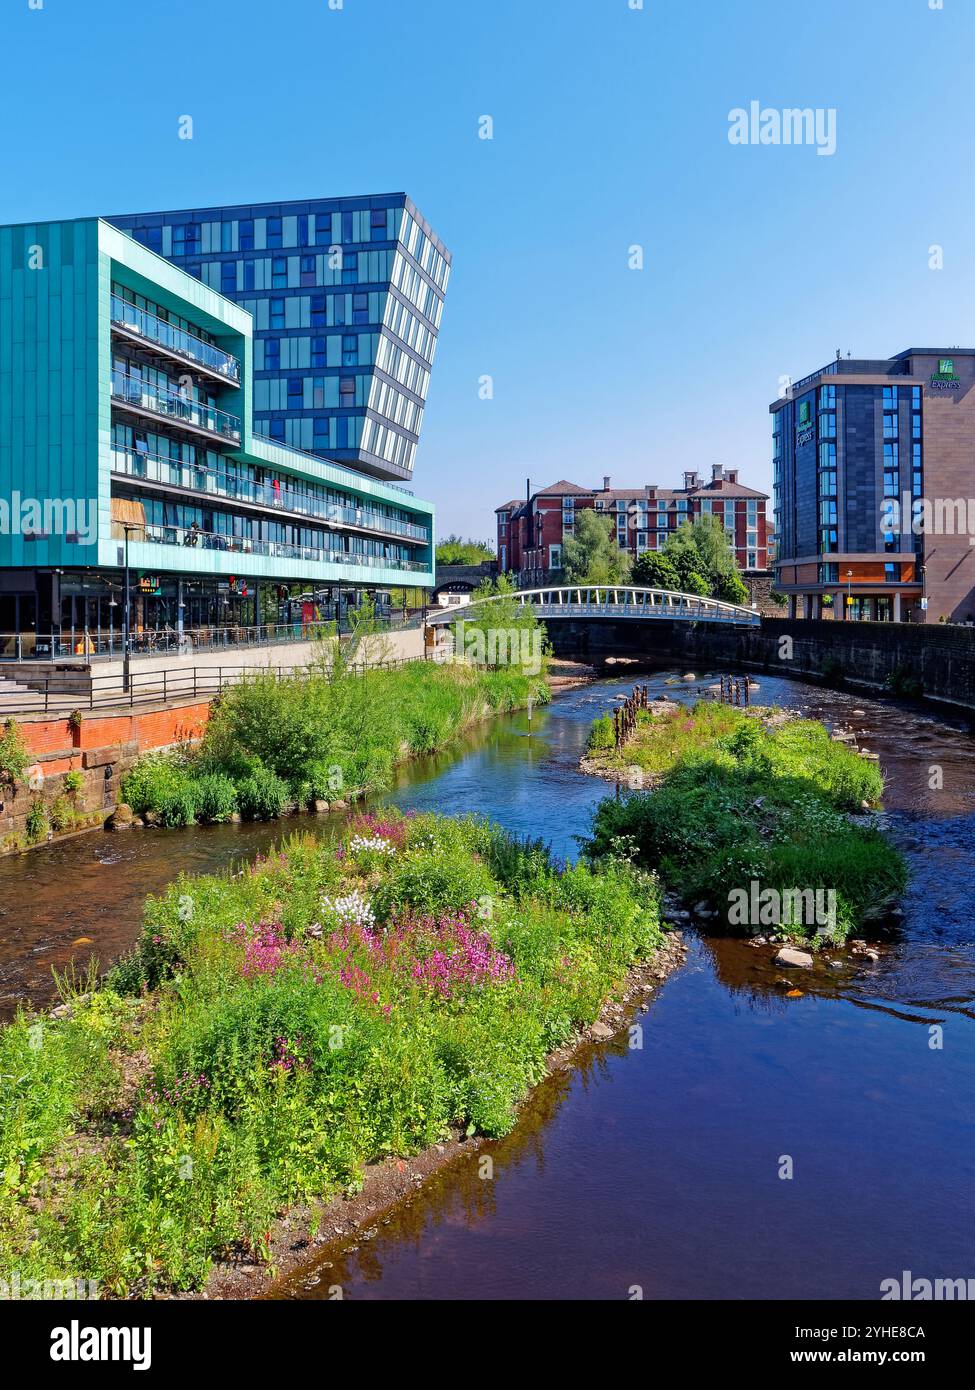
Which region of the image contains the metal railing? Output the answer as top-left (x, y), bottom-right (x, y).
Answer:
top-left (0, 654), bottom-right (430, 714)
top-left (110, 518), bottom-right (428, 572)
top-left (253, 431), bottom-right (415, 495)
top-left (111, 371), bottom-right (241, 443)
top-left (429, 585), bottom-right (761, 626)
top-left (110, 448), bottom-right (429, 542)
top-left (0, 612), bottom-right (427, 663)
top-left (110, 295), bottom-right (241, 383)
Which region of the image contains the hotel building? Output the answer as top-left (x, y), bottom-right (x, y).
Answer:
top-left (771, 350), bottom-right (975, 622)
top-left (0, 217), bottom-right (434, 656)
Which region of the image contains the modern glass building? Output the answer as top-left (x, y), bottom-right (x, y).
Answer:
top-left (107, 195), bottom-right (450, 484)
top-left (0, 217), bottom-right (434, 657)
top-left (771, 349), bottom-right (975, 623)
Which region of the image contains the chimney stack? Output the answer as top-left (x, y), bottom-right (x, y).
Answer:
top-left (712, 463), bottom-right (723, 482)
top-left (727, 468), bottom-right (739, 484)
top-left (683, 470), bottom-right (699, 490)
top-left (602, 475), bottom-right (611, 492)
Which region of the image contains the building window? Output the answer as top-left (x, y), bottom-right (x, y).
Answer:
top-left (301, 255), bottom-right (317, 287)
top-left (885, 563), bottom-right (899, 583)
top-left (287, 377), bottom-right (303, 409)
top-left (311, 337), bottom-right (326, 368)
top-left (265, 338), bottom-right (280, 370)
top-left (270, 299), bottom-right (285, 329)
top-left (266, 217), bottom-right (283, 249)
top-left (221, 261), bottom-right (236, 295)
top-left (310, 295), bottom-right (326, 329)
top-left (819, 384), bottom-right (836, 408)
top-left (342, 334), bottom-right (358, 366)
top-left (239, 220), bottom-right (254, 251)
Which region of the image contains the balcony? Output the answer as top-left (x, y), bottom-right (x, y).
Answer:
top-left (110, 448), bottom-right (430, 545)
top-left (110, 295), bottom-right (241, 386)
top-left (111, 371), bottom-right (241, 444)
top-left (112, 516), bottom-right (429, 573)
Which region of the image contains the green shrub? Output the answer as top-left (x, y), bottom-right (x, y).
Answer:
top-left (121, 753), bottom-right (190, 817)
top-left (192, 773), bottom-right (237, 824)
top-left (0, 719), bottom-right (29, 786)
top-left (63, 769), bottom-right (84, 795)
top-left (49, 796), bottom-right (74, 833)
top-left (236, 766), bottom-right (288, 821)
top-left (24, 799), bottom-right (49, 843)
top-left (587, 714), bottom-right (615, 751)
top-left (156, 781), bottom-right (197, 828)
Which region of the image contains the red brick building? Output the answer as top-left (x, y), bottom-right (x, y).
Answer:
top-left (496, 467), bottom-right (769, 586)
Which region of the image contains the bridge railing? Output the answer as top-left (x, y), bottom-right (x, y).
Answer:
top-left (432, 586), bottom-right (759, 626)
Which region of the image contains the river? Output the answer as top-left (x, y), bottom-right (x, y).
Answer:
top-left (1, 671), bottom-right (973, 1299)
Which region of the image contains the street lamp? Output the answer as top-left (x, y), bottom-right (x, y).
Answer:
top-left (846, 569), bottom-right (853, 620)
top-left (121, 522), bottom-right (141, 691)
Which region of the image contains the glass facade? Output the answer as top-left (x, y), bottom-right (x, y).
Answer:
top-left (108, 196), bottom-right (451, 483)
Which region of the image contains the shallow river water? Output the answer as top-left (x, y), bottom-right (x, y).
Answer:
top-left (1, 672), bottom-right (973, 1299)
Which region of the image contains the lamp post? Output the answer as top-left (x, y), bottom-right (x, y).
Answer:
top-left (846, 569), bottom-right (853, 621)
top-left (121, 522), bottom-right (140, 691)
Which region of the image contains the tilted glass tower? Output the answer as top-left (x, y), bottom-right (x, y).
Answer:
top-left (108, 195), bottom-right (450, 484)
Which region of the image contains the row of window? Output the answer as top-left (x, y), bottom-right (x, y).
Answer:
top-left (135, 208), bottom-right (400, 259)
top-left (260, 413), bottom-right (415, 473)
top-left (204, 249), bottom-right (396, 296)
top-left (255, 332), bottom-right (376, 372)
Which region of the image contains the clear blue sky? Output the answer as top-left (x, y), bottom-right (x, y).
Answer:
top-left (3, 0), bottom-right (973, 541)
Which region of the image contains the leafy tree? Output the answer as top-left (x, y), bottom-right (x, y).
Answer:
top-left (662, 516), bottom-right (748, 604)
top-left (560, 509), bottom-right (631, 584)
top-left (436, 535), bottom-right (495, 565)
top-left (631, 551), bottom-right (681, 591)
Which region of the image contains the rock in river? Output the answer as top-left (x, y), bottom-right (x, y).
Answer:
top-left (774, 946), bottom-right (814, 969)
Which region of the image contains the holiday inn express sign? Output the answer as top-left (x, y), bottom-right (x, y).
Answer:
top-left (930, 357), bottom-right (961, 391)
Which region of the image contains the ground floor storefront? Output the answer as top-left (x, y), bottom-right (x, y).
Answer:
top-left (0, 569), bottom-right (429, 659)
top-left (783, 588), bottom-right (924, 622)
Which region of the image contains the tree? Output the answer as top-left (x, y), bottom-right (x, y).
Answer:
top-left (631, 551), bottom-right (681, 591)
top-left (560, 509), bottom-right (631, 584)
top-left (662, 516), bottom-right (748, 604)
top-left (436, 535), bottom-right (495, 565)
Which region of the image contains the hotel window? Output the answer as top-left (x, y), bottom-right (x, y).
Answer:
top-left (243, 261), bottom-right (256, 291)
top-left (820, 526), bottom-right (838, 552)
top-left (352, 293), bottom-right (369, 325)
top-left (819, 499), bottom-right (837, 526)
top-left (270, 299), bottom-right (285, 329)
top-left (220, 261), bottom-right (236, 295)
top-left (287, 378), bottom-right (303, 409)
top-left (266, 217), bottom-right (283, 249)
top-left (912, 386), bottom-right (921, 409)
top-left (819, 563), bottom-right (839, 584)
top-left (885, 563), bottom-right (899, 584)
top-left (310, 295), bottom-right (326, 329)
top-left (339, 378), bottom-right (355, 403)
top-left (311, 337), bottom-right (326, 368)
top-left (884, 469), bottom-right (899, 498)
top-left (239, 220), bottom-right (254, 251)
top-left (272, 257), bottom-right (288, 288)
top-left (912, 442), bottom-right (923, 497)
top-left (265, 339), bottom-right (280, 370)
top-left (301, 256), bottom-right (317, 287)
top-left (818, 384), bottom-right (836, 409)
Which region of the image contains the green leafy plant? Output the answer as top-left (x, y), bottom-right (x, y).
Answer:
top-left (236, 767), bottom-right (288, 821)
top-left (0, 719), bottom-right (30, 786)
top-left (63, 769), bottom-right (84, 795)
top-left (24, 799), bottom-right (49, 843)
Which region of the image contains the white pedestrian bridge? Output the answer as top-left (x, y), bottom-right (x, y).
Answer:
top-left (430, 586), bottom-right (760, 626)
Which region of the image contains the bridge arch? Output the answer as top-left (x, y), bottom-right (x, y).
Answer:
top-left (430, 586), bottom-right (760, 627)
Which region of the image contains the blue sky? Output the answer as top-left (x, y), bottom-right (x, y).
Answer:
top-left (3, 0), bottom-right (974, 540)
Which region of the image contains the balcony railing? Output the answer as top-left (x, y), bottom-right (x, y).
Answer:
top-left (253, 431), bottom-right (415, 495)
top-left (111, 371), bottom-right (241, 443)
top-left (114, 519), bottom-right (429, 572)
top-left (110, 447), bottom-right (430, 543)
top-left (110, 294), bottom-right (240, 384)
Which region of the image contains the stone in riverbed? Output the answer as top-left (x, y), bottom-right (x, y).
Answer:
top-left (774, 946), bottom-right (814, 969)
top-left (590, 1021), bottom-right (614, 1040)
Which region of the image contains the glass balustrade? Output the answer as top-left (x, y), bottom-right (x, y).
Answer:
top-left (110, 295), bottom-right (240, 382)
top-left (111, 372), bottom-right (241, 442)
